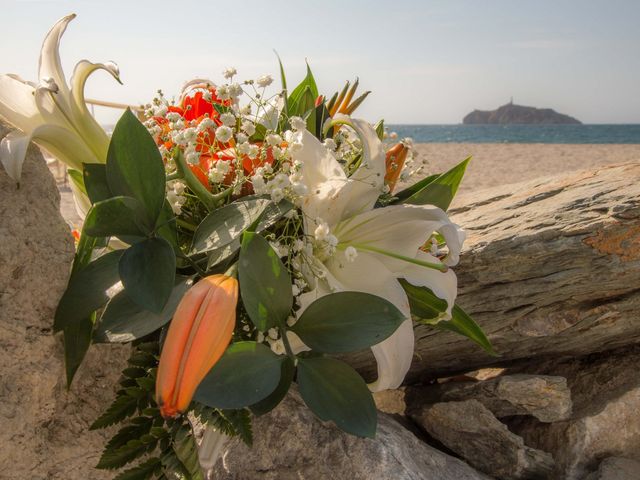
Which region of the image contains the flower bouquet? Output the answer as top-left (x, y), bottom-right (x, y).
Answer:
top-left (0, 14), bottom-right (494, 479)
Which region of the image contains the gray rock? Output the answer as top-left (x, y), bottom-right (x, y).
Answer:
top-left (411, 400), bottom-right (554, 480)
top-left (344, 163), bottom-right (640, 381)
top-left (585, 457), bottom-right (640, 480)
top-left (0, 125), bottom-right (128, 479)
top-left (407, 374), bottom-right (572, 422)
top-left (210, 392), bottom-right (490, 480)
top-left (509, 347), bottom-right (640, 480)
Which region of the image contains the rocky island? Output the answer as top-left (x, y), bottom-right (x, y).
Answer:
top-left (463, 101), bottom-right (581, 124)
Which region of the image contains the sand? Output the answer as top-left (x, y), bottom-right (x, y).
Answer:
top-left (412, 143), bottom-right (640, 198)
top-left (52, 143), bottom-right (640, 226)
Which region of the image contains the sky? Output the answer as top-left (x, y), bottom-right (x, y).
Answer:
top-left (2, 0), bottom-right (639, 125)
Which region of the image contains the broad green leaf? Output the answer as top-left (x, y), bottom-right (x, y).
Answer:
top-left (106, 109), bottom-right (166, 225)
top-left (399, 278), bottom-right (449, 322)
top-left (63, 312), bottom-right (95, 387)
top-left (291, 292), bottom-right (405, 353)
top-left (190, 197), bottom-right (272, 255)
top-left (288, 62), bottom-right (318, 108)
top-left (402, 156), bottom-right (471, 210)
top-left (83, 163), bottom-right (112, 203)
top-left (84, 196), bottom-right (148, 238)
top-left (290, 85), bottom-right (315, 119)
top-left (195, 342), bottom-right (284, 409)
top-left (54, 249), bottom-right (125, 332)
top-left (119, 237), bottom-right (176, 313)
top-left (250, 356), bottom-right (295, 416)
top-left (156, 201), bottom-right (178, 253)
top-left (297, 357), bottom-right (376, 438)
top-left (95, 276), bottom-right (191, 343)
top-left (239, 232), bottom-right (293, 331)
top-left (435, 304), bottom-right (498, 356)
top-left (392, 173), bottom-right (439, 204)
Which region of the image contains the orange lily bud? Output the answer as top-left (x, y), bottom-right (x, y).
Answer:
top-left (156, 275), bottom-right (238, 418)
top-left (385, 143), bottom-right (409, 193)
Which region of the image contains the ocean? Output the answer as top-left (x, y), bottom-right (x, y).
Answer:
top-left (387, 124), bottom-right (640, 144)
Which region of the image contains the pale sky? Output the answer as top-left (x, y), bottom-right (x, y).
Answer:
top-left (2, 0), bottom-right (639, 125)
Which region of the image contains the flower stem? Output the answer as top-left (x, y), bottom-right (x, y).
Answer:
top-left (173, 150), bottom-right (216, 211)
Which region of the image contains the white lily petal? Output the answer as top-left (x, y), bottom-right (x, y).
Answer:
top-left (336, 204), bottom-right (453, 264)
top-left (369, 319), bottom-right (414, 392)
top-left (395, 250), bottom-right (458, 319)
top-left (198, 427), bottom-right (228, 471)
top-left (326, 251), bottom-right (413, 391)
top-left (31, 123), bottom-right (100, 170)
top-left (68, 169), bottom-right (91, 221)
top-left (340, 118), bottom-right (386, 219)
top-left (0, 74), bottom-right (41, 133)
top-left (38, 14), bottom-right (75, 100)
top-left (69, 59), bottom-right (120, 159)
top-left (0, 130), bottom-right (32, 182)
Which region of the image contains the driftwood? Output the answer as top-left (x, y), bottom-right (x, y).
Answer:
top-left (347, 163), bottom-right (640, 381)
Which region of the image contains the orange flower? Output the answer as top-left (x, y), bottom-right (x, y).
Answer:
top-left (385, 142), bottom-right (409, 193)
top-left (156, 275), bottom-right (238, 418)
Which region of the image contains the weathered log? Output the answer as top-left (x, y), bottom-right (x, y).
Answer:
top-left (347, 163), bottom-right (640, 381)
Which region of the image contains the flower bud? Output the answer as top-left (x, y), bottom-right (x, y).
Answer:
top-left (384, 143), bottom-right (409, 193)
top-left (156, 275), bottom-right (238, 418)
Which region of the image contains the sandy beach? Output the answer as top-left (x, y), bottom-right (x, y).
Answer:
top-left (412, 143), bottom-right (640, 196)
top-left (53, 143), bottom-right (640, 227)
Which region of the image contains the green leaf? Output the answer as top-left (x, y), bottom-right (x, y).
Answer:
top-left (113, 458), bottom-right (161, 480)
top-left (172, 424), bottom-right (205, 480)
top-left (194, 342), bottom-right (284, 409)
top-left (84, 196), bottom-right (148, 238)
top-left (95, 276), bottom-right (191, 343)
top-left (238, 232), bottom-right (293, 331)
top-left (190, 197), bottom-right (271, 255)
top-left (67, 168), bottom-right (86, 194)
top-left (224, 409), bottom-right (254, 446)
top-left (399, 278), bottom-right (449, 322)
top-left (83, 163), bottom-right (112, 203)
top-left (119, 237), bottom-right (176, 314)
top-left (250, 356), bottom-right (294, 416)
top-left (297, 357), bottom-right (376, 438)
top-left (290, 85), bottom-right (315, 119)
top-left (96, 439), bottom-right (150, 470)
top-left (54, 249), bottom-right (125, 332)
top-left (288, 61), bottom-right (318, 108)
top-left (63, 313), bottom-right (95, 387)
top-left (275, 51), bottom-right (289, 119)
top-left (91, 392), bottom-right (139, 430)
top-left (435, 304), bottom-right (498, 356)
top-left (401, 156), bottom-right (471, 210)
top-left (291, 292), bottom-right (405, 353)
top-left (392, 173), bottom-right (440, 204)
top-left (374, 119), bottom-right (385, 140)
top-left (106, 109), bottom-right (166, 225)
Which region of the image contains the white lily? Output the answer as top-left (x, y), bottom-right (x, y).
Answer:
top-left (292, 118), bottom-right (465, 391)
top-left (0, 13), bottom-right (121, 183)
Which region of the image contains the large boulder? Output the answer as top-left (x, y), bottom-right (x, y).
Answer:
top-left (0, 125), bottom-right (127, 479)
top-left (410, 399), bottom-right (554, 480)
top-left (407, 374), bottom-right (572, 422)
top-left (346, 163), bottom-right (640, 381)
top-left (210, 391), bottom-right (490, 480)
top-left (508, 346), bottom-right (640, 479)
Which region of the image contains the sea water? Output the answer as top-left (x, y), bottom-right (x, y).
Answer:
top-left (387, 124), bottom-right (640, 144)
